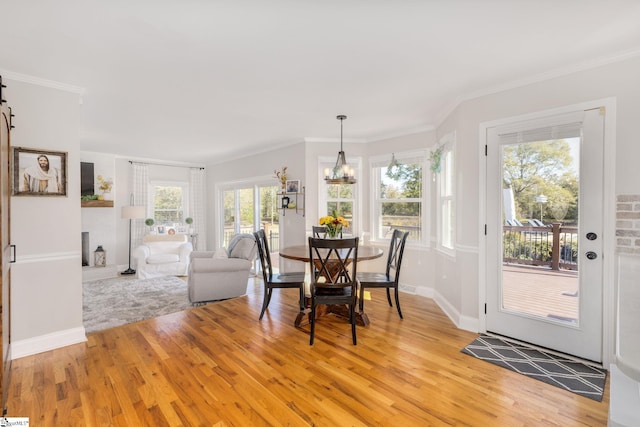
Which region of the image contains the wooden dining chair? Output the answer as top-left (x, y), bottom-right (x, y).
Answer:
top-left (357, 229), bottom-right (409, 319)
top-left (308, 236), bottom-right (359, 345)
top-left (312, 226), bottom-right (327, 238)
top-left (253, 230), bottom-right (306, 320)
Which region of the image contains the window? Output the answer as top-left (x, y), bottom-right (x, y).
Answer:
top-left (150, 182), bottom-right (188, 227)
top-left (220, 182), bottom-right (280, 249)
top-left (318, 158), bottom-right (360, 235)
top-left (436, 132), bottom-right (455, 252)
top-left (371, 151), bottom-right (427, 244)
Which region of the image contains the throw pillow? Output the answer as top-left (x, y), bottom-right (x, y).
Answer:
top-left (229, 238), bottom-right (256, 260)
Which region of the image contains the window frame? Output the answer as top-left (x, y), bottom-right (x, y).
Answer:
top-left (370, 149), bottom-right (429, 247)
top-left (148, 180), bottom-right (189, 227)
top-left (317, 156), bottom-right (361, 237)
top-left (435, 132), bottom-right (456, 255)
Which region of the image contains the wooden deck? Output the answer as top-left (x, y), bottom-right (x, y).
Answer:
top-left (502, 264), bottom-right (579, 323)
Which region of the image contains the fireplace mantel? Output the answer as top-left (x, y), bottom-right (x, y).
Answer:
top-left (81, 200), bottom-right (114, 208)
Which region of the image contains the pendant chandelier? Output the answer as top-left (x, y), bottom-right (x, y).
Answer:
top-left (324, 115), bottom-right (357, 184)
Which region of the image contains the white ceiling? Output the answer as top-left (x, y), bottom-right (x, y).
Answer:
top-left (2, 1), bottom-right (640, 165)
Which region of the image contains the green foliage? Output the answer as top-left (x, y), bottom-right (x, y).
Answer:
top-left (503, 139), bottom-right (578, 223)
top-left (154, 186), bottom-right (183, 224)
top-left (381, 162), bottom-right (422, 216)
top-left (259, 186), bottom-right (279, 223)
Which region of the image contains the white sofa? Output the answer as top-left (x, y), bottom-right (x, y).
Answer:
top-left (187, 234), bottom-right (257, 303)
top-left (132, 234), bottom-right (193, 279)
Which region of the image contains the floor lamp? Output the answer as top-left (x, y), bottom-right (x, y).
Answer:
top-left (121, 205), bottom-right (145, 275)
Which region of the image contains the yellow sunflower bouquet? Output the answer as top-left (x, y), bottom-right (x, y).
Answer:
top-left (319, 211), bottom-right (350, 238)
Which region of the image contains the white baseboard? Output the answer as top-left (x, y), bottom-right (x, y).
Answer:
top-left (432, 290), bottom-right (479, 333)
top-left (12, 327), bottom-right (87, 359)
top-left (399, 284), bottom-right (479, 331)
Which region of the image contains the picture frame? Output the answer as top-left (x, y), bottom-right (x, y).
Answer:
top-left (12, 147), bottom-right (68, 196)
top-left (286, 179), bottom-right (300, 194)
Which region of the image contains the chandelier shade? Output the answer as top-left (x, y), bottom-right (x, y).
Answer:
top-left (324, 115), bottom-right (356, 185)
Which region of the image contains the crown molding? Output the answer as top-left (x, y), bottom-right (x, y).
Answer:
top-left (0, 69), bottom-right (85, 97)
top-left (434, 47), bottom-right (640, 126)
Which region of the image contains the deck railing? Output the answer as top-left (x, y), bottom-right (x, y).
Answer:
top-left (503, 223), bottom-right (578, 271)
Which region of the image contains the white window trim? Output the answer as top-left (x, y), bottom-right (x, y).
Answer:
top-left (369, 149), bottom-right (430, 247)
top-left (148, 180), bottom-right (190, 224)
top-left (435, 132), bottom-right (456, 256)
top-left (317, 156), bottom-right (362, 237)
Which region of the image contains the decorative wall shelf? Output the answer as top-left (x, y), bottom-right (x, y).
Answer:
top-left (81, 200), bottom-right (114, 208)
top-left (279, 186), bottom-right (305, 216)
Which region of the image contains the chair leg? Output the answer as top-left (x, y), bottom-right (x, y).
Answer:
top-left (394, 287), bottom-right (403, 319)
top-left (298, 285), bottom-right (305, 312)
top-left (386, 288), bottom-right (393, 307)
top-left (350, 303), bottom-right (357, 345)
top-left (309, 303), bottom-right (316, 345)
top-left (259, 287), bottom-right (272, 320)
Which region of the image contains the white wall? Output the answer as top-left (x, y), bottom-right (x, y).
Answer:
top-left (7, 79), bottom-right (86, 357)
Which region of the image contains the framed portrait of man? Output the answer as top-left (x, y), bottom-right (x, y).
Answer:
top-left (12, 147), bottom-right (68, 196)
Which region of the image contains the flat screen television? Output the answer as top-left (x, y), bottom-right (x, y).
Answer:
top-left (81, 162), bottom-right (94, 196)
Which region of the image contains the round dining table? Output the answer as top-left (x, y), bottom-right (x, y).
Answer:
top-left (279, 244), bottom-right (384, 263)
top-left (279, 244), bottom-right (384, 327)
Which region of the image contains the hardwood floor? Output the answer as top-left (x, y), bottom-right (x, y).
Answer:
top-left (7, 279), bottom-right (609, 426)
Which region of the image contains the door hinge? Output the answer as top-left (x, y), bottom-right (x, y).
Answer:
top-left (484, 303), bottom-right (487, 314)
top-left (484, 224), bottom-right (487, 235)
top-left (485, 145), bottom-right (487, 156)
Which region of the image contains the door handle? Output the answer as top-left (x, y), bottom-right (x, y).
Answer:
top-left (585, 251), bottom-right (597, 260)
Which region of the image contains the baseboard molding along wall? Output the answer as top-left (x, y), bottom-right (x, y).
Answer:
top-left (432, 290), bottom-right (480, 333)
top-left (12, 327), bottom-right (87, 359)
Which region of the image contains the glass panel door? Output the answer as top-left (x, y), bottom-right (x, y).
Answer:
top-left (486, 107), bottom-right (604, 362)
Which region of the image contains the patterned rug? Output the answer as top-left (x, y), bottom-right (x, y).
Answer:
top-left (83, 275), bottom-right (193, 333)
top-left (462, 334), bottom-right (607, 401)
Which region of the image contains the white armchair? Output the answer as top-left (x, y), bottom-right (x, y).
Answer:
top-left (132, 234), bottom-right (193, 279)
top-left (187, 234), bottom-right (257, 303)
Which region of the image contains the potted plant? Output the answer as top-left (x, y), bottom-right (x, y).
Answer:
top-left (273, 166), bottom-right (288, 193)
top-left (145, 218), bottom-right (155, 233)
top-left (185, 217), bottom-right (194, 233)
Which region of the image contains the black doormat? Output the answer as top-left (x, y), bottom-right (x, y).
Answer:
top-left (462, 334), bottom-right (607, 401)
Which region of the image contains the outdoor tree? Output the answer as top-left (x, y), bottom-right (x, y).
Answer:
top-left (502, 139), bottom-right (578, 224)
top-left (153, 186), bottom-right (183, 223)
top-left (382, 162), bottom-right (422, 216)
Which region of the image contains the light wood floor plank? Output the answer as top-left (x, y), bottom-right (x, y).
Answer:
top-left (6, 280), bottom-right (609, 426)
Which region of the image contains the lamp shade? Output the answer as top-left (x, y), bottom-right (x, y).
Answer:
top-left (121, 205), bottom-right (146, 219)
